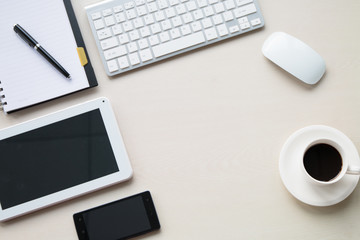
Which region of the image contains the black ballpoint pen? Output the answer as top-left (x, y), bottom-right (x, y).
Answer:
top-left (13, 24), bottom-right (71, 79)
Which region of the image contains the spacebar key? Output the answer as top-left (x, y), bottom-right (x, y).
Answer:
top-left (153, 32), bottom-right (206, 58)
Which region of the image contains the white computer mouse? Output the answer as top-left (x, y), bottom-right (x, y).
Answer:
top-left (262, 32), bottom-right (326, 85)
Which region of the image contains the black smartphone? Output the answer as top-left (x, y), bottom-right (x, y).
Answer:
top-left (73, 191), bottom-right (160, 240)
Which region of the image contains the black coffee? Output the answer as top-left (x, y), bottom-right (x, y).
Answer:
top-left (303, 143), bottom-right (342, 182)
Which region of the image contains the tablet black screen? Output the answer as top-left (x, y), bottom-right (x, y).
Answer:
top-left (0, 109), bottom-right (119, 209)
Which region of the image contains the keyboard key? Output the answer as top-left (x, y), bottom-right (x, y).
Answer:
top-left (182, 13), bottom-right (193, 24)
top-left (91, 12), bottom-right (102, 20)
top-left (158, 0), bottom-right (169, 9)
top-left (214, 2), bottom-right (225, 13)
top-left (112, 25), bottom-right (123, 35)
top-left (118, 56), bottom-right (130, 68)
top-left (105, 16), bottom-right (116, 26)
top-left (138, 39), bottom-right (149, 49)
top-left (127, 42), bottom-right (138, 52)
top-left (238, 16), bottom-right (248, 24)
top-left (203, 6), bottom-right (214, 17)
top-left (135, 0), bottom-right (146, 6)
top-left (123, 22), bottom-right (134, 31)
top-left (217, 24), bottom-right (229, 36)
top-left (223, 11), bottom-right (234, 21)
top-left (155, 11), bottom-right (165, 21)
top-left (102, 8), bottom-right (113, 16)
top-left (175, 4), bottom-right (186, 14)
top-left (133, 18), bottom-right (144, 28)
top-left (201, 18), bottom-right (212, 28)
top-left (126, 9), bottom-right (137, 19)
top-left (235, 0), bottom-right (253, 7)
top-left (140, 26), bottom-right (151, 37)
top-left (97, 28), bottom-right (112, 40)
top-left (124, 1), bottom-right (135, 9)
top-left (139, 48), bottom-right (153, 61)
top-left (129, 53), bottom-right (140, 65)
top-left (148, 35), bottom-right (160, 45)
top-left (129, 30), bottom-right (140, 40)
top-left (180, 24), bottom-right (191, 35)
top-left (165, 7), bottom-right (176, 18)
top-left (170, 28), bottom-right (181, 39)
top-left (251, 18), bottom-right (261, 26)
top-left (229, 25), bottom-right (240, 33)
top-left (186, 1), bottom-right (197, 11)
top-left (119, 33), bottom-right (130, 44)
top-left (115, 13), bottom-right (126, 23)
top-left (137, 5), bottom-right (147, 16)
top-left (104, 46), bottom-right (127, 60)
top-left (101, 37), bottom-right (119, 50)
top-left (191, 21), bottom-right (202, 32)
top-left (147, 2), bottom-right (158, 12)
top-left (193, 9), bottom-right (204, 20)
top-left (224, 0), bottom-right (235, 9)
top-left (204, 27), bottom-right (218, 40)
top-left (113, 5), bottom-right (124, 13)
top-left (150, 23), bottom-right (162, 33)
top-left (212, 15), bottom-right (223, 25)
top-left (172, 16), bottom-right (183, 27)
top-left (94, 19), bottom-right (105, 30)
top-left (107, 59), bottom-right (119, 72)
top-left (159, 31), bottom-right (170, 42)
top-left (161, 19), bottom-right (172, 30)
top-left (234, 3), bottom-right (256, 18)
top-left (169, 0), bottom-right (180, 6)
top-left (153, 31), bottom-right (205, 57)
top-left (197, 0), bottom-right (207, 7)
top-left (144, 14), bottom-right (155, 24)
top-left (240, 22), bottom-right (250, 30)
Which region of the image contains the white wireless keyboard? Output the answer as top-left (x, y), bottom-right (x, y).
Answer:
top-left (86, 0), bottom-right (264, 76)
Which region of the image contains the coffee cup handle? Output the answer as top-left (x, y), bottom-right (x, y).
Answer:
top-left (347, 166), bottom-right (360, 175)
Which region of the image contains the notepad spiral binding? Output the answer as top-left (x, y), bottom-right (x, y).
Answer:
top-left (0, 81), bottom-right (7, 111)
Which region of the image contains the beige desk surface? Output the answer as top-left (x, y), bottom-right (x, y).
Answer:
top-left (1, 0), bottom-right (360, 239)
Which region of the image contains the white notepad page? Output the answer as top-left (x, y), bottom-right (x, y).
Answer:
top-left (0, 0), bottom-right (89, 112)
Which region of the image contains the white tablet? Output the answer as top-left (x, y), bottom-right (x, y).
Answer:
top-left (0, 97), bottom-right (133, 221)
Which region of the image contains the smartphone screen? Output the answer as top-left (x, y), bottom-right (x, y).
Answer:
top-left (73, 191), bottom-right (160, 240)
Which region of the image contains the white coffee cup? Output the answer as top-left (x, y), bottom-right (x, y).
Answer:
top-left (302, 138), bottom-right (360, 185)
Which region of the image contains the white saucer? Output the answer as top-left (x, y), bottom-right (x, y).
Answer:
top-left (279, 125), bottom-right (360, 206)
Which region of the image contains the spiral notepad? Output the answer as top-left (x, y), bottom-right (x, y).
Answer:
top-left (0, 0), bottom-right (97, 113)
